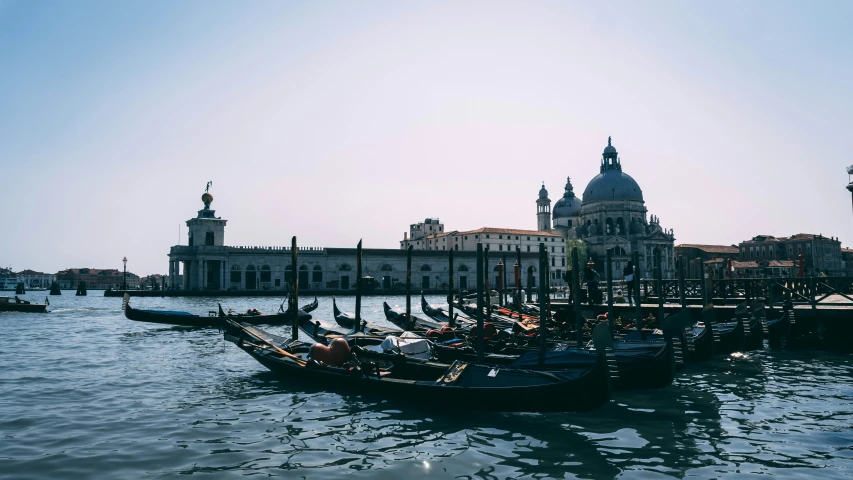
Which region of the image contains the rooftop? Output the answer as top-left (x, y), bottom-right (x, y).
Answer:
top-left (677, 244), bottom-right (739, 254)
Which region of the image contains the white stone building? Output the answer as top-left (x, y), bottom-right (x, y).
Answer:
top-left (17, 270), bottom-right (56, 289)
top-left (167, 192), bottom-right (545, 292)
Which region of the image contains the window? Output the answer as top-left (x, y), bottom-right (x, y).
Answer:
top-left (475, 235), bottom-right (478, 239)
top-left (499, 245), bottom-right (503, 251)
top-left (568, 220), bottom-right (572, 227)
top-left (230, 265), bottom-right (241, 283)
top-left (562, 258), bottom-right (565, 267)
top-left (464, 236), bottom-right (468, 240)
top-left (205, 232), bottom-right (214, 245)
top-left (499, 235), bottom-right (502, 239)
top-left (420, 265), bottom-right (432, 272)
top-left (454, 245), bottom-right (458, 250)
top-left (562, 247), bottom-right (565, 253)
top-left (284, 265), bottom-right (293, 283)
top-left (312, 265), bottom-right (323, 282)
top-left (527, 246), bottom-right (530, 252)
top-left (605, 218), bottom-right (614, 235)
top-left (260, 265), bottom-right (271, 282)
top-left (551, 257), bottom-right (555, 267)
top-left (527, 237), bottom-right (530, 240)
top-left (486, 234), bottom-right (490, 238)
top-left (515, 236), bottom-right (519, 240)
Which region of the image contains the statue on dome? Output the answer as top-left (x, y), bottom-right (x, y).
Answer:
top-left (205, 181), bottom-right (212, 193)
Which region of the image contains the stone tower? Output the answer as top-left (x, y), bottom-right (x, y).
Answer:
top-left (186, 182), bottom-right (227, 247)
top-left (536, 183), bottom-right (551, 231)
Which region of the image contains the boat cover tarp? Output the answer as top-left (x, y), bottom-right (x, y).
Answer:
top-left (508, 349), bottom-right (598, 370)
top-left (380, 332), bottom-right (431, 359)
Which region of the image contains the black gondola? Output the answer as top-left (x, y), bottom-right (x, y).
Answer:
top-left (382, 302), bottom-right (445, 331)
top-left (222, 315), bottom-right (613, 413)
top-left (701, 304), bottom-right (747, 355)
top-left (123, 294), bottom-right (310, 327)
top-left (332, 297), bottom-right (385, 332)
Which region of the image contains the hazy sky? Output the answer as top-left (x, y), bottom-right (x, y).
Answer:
top-left (1, 0), bottom-right (851, 276)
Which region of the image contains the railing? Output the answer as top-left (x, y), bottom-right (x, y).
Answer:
top-left (635, 276), bottom-right (853, 307)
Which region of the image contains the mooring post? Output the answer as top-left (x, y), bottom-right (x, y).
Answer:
top-left (515, 246), bottom-right (522, 314)
top-left (657, 254), bottom-right (665, 323)
top-left (291, 236), bottom-right (298, 341)
top-left (809, 274), bottom-right (816, 311)
top-left (538, 243), bottom-right (548, 366)
top-left (527, 267), bottom-right (533, 303)
top-left (355, 239), bottom-right (363, 332)
top-left (476, 243), bottom-right (485, 363)
top-left (678, 256), bottom-right (686, 309)
top-left (484, 246), bottom-right (491, 319)
top-left (606, 248), bottom-right (614, 334)
top-left (634, 250), bottom-right (643, 331)
top-left (502, 254), bottom-right (508, 306)
top-left (448, 248), bottom-right (455, 327)
top-left (406, 245), bottom-right (412, 329)
top-left (498, 260), bottom-right (505, 308)
top-left (699, 257), bottom-right (707, 306)
top-left (572, 247), bottom-right (583, 348)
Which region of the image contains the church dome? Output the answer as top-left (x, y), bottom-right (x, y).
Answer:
top-left (538, 183), bottom-right (549, 200)
top-left (582, 170), bottom-right (644, 204)
top-left (553, 176), bottom-right (581, 218)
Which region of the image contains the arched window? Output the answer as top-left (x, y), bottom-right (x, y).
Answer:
top-left (260, 265), bottom-right (271, 282)
top-left (284, 265), bottom-right (293, 283)
top-left (420, 265), bottom-right (432, 272)
top-left (616, 217), bottom-right (625, 235)
top-left (312, 265), bottom-right (323, 283)
top-left (298, 265), bottom-right (308, 286)
top-left (605, 218), bottom-right (614, 235)
top-left (458, 265), bottom-right (469, 272)
top-left (230, 265), bottom-right (241, 283)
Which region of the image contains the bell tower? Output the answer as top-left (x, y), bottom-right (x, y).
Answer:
top-left (186, 181), bottom-right (227, 247)
top-left (536, 183), bottom-right (551, 231)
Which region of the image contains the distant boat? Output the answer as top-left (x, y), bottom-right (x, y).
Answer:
top-left (0, 296), bottom-right (48, 313)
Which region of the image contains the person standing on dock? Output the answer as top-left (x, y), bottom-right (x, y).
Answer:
top-left (583, 260), bottom-right (600, 305)
top-left (623, 260), bottom-right (635, 306)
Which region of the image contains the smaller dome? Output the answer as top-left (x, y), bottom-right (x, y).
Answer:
top-left (603, 136), bottom-right (617, 155)
top-left (201, 192), bottom-right (214, 205)
top-left (538, 183), bottom-right (549, 199)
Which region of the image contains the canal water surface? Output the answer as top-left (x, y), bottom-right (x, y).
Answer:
top-left (2, 293), bottom-right (852, 478)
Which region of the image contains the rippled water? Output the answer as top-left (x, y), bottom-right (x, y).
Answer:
top-left (2, 292), bottom-right (852, 478)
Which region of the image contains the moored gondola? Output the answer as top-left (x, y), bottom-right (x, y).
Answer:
top-left (382, 302), bottom-right (444, 331)
top-left (702, 304), bottom-right (746, 355)
top-left (332, 296), bottom-right (384, 332)
top-left (222, 315), bottom-right (613, 412)
top-left (123, 294), bottom-right (310, 327)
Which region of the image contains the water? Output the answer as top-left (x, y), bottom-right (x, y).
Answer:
top-left (2, 292), bottom-right (853, 478)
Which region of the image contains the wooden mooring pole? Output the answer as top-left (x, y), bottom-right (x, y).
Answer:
top-left (657, 254), bottom-right (665, 322)
top-left (678, 255), bottom-right (686, 309)
top-left (406, 245), bottom-right (412, 329)
top-left (476, 243), bottom-right (485, 363)
top-left (606, 248), bottom-right (614, 333)
top-left (538, 243), bottom-right (548, 366)
top-left (572, 247), bottom-right (583, 347)
top-left (355, 239), bottom-right (363, 332)
top-left (448, 248), bottom-right (455, 327)
top-left (634, 251), bottom-right (643, 331)
top-left (291, 236), bottom-right (298, 341)
top-left (484, 246), bottom-right (491, 318)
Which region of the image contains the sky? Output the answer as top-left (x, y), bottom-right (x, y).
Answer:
top-left (1, 0), bottom-right (851, 276)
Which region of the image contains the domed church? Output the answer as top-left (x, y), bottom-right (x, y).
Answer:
top-left (539, 137), bottom-right (676, 280)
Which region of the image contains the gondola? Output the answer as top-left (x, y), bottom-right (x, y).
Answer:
top-left (284, 296), bottom-right (319, 315)
top-left (0, 296), bottom-right (49, 313)
top-left (701, 304), bottom-right (746, 355)
top-left (620, 310), bottom-right (713, 364)
top-left (420, 295), bottom-right (453, 323)
top-left (382, 302), bottom-right (445, 331)
top-left (222, 315), bottom-right (613, 413)
top-left (123, 294), bottom-right (309, 327)
top-left (332, 296), bottom-right (384, 332)
top-left (420, 295), bottom-right (477, 326)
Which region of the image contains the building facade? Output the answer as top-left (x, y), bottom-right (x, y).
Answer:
top-left (674, 244), bottom-right (740, 278)
top-left (169, 193), bottom-right (545, 292)
top-left (56, 268), bottom-right (140, 290)
top-left (16, 270), bottom-right (56, 289)
top-left (738, 234), bottom-right (843, 276)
